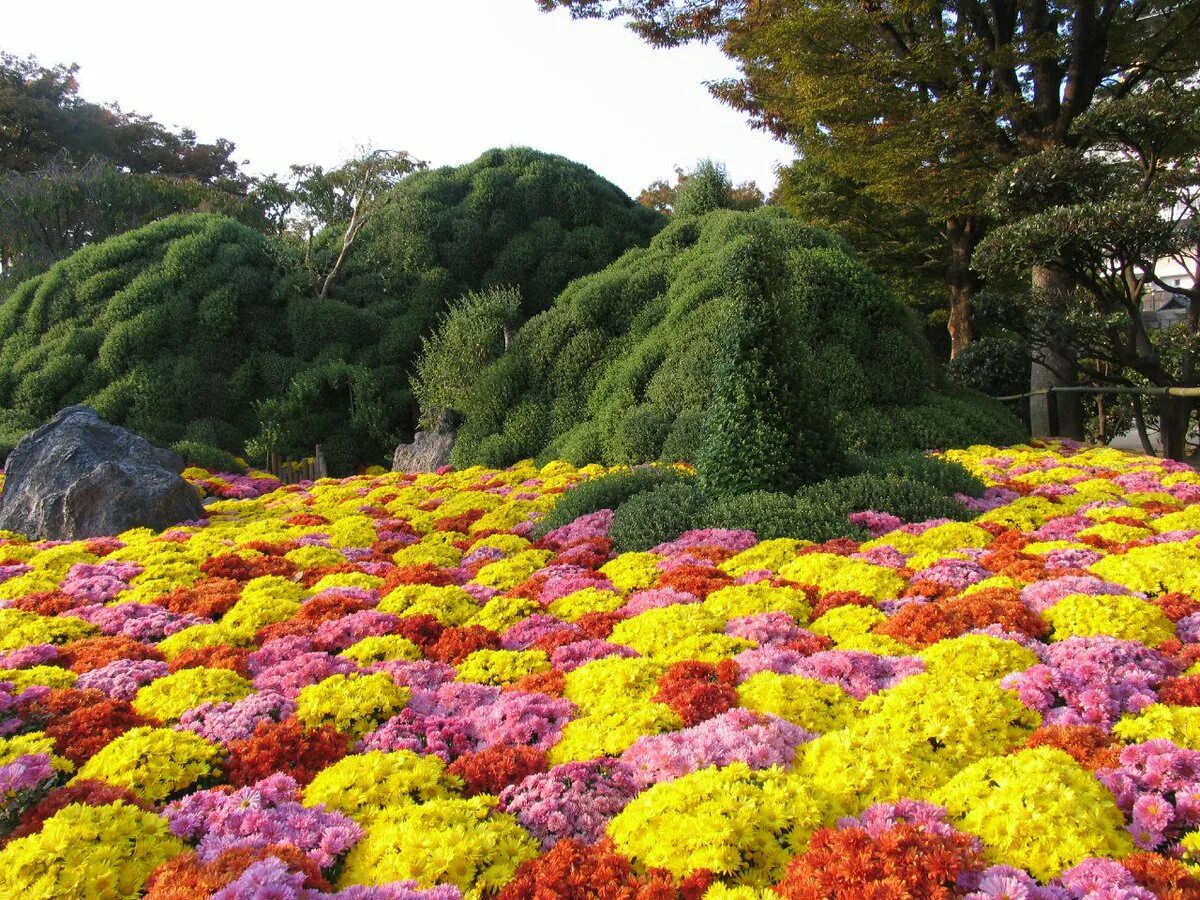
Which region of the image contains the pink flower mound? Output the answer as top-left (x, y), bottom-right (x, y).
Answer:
top-left (550, 640), bottom-right (637, 672)
top-left (165, 773), bottom-right (363, 867)
top-left (1043, 548), bottom-right (1105, 570)
top-left (620, 588), bottom-right (698, 616)
top-left (1054, 858), bottom-right (1155, 899)
top-left (314, 611), bottom-right (400, 651)
top-left (849, 510), bottom-right (902, 537)
top-left (252, 652), bottom-right (358, 698)
top-left (468, 691), bottom-right (575, 750)
top-left (652, 529), bottom-right (757, 556)
top-left (0, 563), bottom-right (32, 584)
top-left (0, 644), bottom-right (59, 670)
top-left (72, 601), bottom-right (205, 641)
top-left (0, 752), bottom-right (54, 797)
top-left (407, 682), bottom-right (502, 718)
top-left (1019, 575), bottom-right (1139, 613)
top-left (357, 708), bottom-right (480, 761)
top-left (620, 709), bottom-right (813, 787)
top-left (247, 637), bottom-right (318, 676)
top-left (957, 487), bottom-right (1019, 514)
top-left (0, 680), bottom-right (49, 736)
top-left (1001, 637), bottom-right (1176, 729)
top-left (736, 648), bottom-right (925, 700)
top-left (1097, 740), bottom-right (1200, 851)
top-left (75, 658), bottom-right (169, 700)
top-left (498, 758), bottom-right (640, 849)
top-left (364, 660), bottom-right (455, 690)
top-left (841, 799), bottom-right (972, 840)
top-left (852, 545), bottom-right (909, 569)
top-left (177, 691), bottom-right (297, 743)
top-left (915, 558), bottom-right (991, 589)
top-left (540, 510), bottom-right (613, 549)
top-left (60, 561), bottom-right (143, 602)
top-left (725, 612), bottom-right (805, 646)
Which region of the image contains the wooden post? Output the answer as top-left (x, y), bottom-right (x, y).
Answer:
top-left (314, 445), bottom-right (327, 480)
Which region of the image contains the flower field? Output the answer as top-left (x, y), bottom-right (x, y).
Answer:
top-left (4, 444), bottom-right (1200, 897)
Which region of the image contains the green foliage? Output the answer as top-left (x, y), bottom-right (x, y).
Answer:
top-left (413, 287), bottom-right (521, 429)
top-left (609, 481), bottom-right (708, 553)
top-left (799, 473), bottom-right (974, 523)
top-left (947, 335), bottom-right (1031, 398)
top-left (452, 207), bottom-right (1009, 477)
top-left (171, 440), bottom-right (245, 473)
top-left (532, 466), bottom-right (685, 538)
top-left (702, 491), bottom-right (867, 543)
top-left (856, 451), bottom-right (986, 498)
top-left (0, 213), bottom-right (283, 456)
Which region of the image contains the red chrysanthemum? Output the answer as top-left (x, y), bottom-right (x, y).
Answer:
top-left (157, 577), bottom-right (243, 619)
top-left (1122, 852), bottom-right (1200, 900)
top-left (575, 611), bottom-right (623, 640)
top-left (774, 822), bottom-right (982, 899)
top-left (44, 696), bottom-right (158, 765)
top-left (653, 660), bottom-right (739, 726)
top-left (391, 613), bottom-right (446, 651)
top-left (1025, 724), bottom-right (1119, 770)
top-left (224, 718), bottom-right (350, 787)
top-left (428, 625), bottom-right (501, 665)
top-left (1159, 676), bottom-right (1200, 707)
top-left (812, 590), bottom-right (879, 620)
top-left (11, 590), bottom-right (78, 616)
top-left (1154, 592), bottom-right (1200, 622)
top-left (168, 644), bottom-right (251, 677)
top-left (874, 588), bottom-right (1047, 648)
top-left (144, 844), bottom-right (331, 898)
top-left (504, 670), bottom-right (567, 697)
top-left (59, 635), bottom-right (164, 673)
top-left (447, 744), bottom-right (547, 796)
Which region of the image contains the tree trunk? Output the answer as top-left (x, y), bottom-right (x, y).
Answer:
top-left (1159, 394), bottom-right (1192, 461)
top-left (1029, 262), bottom-right (1084, 440)
top-left (945, 217), bottom-right (981, 360)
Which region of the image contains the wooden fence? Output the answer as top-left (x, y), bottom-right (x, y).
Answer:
top-left (266, 445), bottom-right (328, 484)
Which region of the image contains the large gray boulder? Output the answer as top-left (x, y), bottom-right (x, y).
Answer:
top-left (392, 428), bottom-right (456, 474)
top-left (0, 406), bottom-right (205, 540)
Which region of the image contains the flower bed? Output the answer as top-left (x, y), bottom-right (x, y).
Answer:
top-left (2, 443), bottom-right (1200, 897)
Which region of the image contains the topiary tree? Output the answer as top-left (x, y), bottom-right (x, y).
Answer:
top-left (0, 213), bottom-right (286, 461)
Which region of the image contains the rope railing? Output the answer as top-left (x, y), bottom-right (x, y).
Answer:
top-left (990, 385), bottom-right (1200, 401)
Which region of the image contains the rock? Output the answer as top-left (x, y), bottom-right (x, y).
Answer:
top-left (0, 406), bottom-right (205, 540)
top-left (392, 429), bottom-right (456, 474)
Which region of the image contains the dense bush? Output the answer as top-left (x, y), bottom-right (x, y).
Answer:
top-left (947, 335), bottom-right (1030, 397)
top-left (703, 491), bottom-right (867, 543)
top-left (532, 467), bottom-right (685, 538)
top-left (609, 481), bottom-right (708, 553)
top-left (856, 451), bottom-right (986, 498)
top-left (799, 473), bottom-right (975, 523)
top-left (449, 207), bottom-right (1023, 472)
top-left (0, 214), bottom-right (285, 462)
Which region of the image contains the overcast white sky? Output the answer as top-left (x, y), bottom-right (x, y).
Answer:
top-left (3, 0), bottom-right (791, 197)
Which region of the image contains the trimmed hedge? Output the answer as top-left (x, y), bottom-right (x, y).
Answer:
top-left (531, 467), bottom-right (685, 538)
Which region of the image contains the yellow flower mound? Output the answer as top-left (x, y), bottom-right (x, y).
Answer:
top-left (808, 605), bottom-right (887, 644)
top-left (378, 584), bottom-right (480, 626)
top-left (737, 672), bottom-right (858, 733)
top-left (472, 549), bottom-right (553, 589)
top-left (600, 553), bottom-right (662, 593)
top-left (328, 515), bottom-right (378, 548)
top-left (610, 606), bottom-right (723, 655)
top-left (296, 672), bottom-right (410, 738)
top-left (132, 668), bottom-right (253, 722)
top-left (0, 665), bottom-right (75, 690)
top-left (719, 539), bottom-right (811, 578)
top-left (608, 763), bottom-right (823, 887)
top-left (778, 554), bottom-right (905, 601)
top-left (337, 796), bottom-right (538, 898)
top-left (1044, 593), bottom-right (1175, 647)
top-left (1113, 704), bottom-right (1200, 749)
top-left (799, 675), bottom-right (1039, 817)
top-left (0, 609), bottom-right (98, 651)
top-left (76, 727), bottom-right (221, 803)
top-left (934, 747), bottom-right (1133, 881)
top-left (651, 634), bottom-right (755, 665)
top-left (341, 635), bottom-right (423, 665)
top-left (286, 545), bottom-right (346, 568)
top-left (1090, 543), bottom-right (1200, 596)
top-left (979, 496), bottom-right (1062, 532)
top-left (304, 750), bottom-right (462, 822)
top-left (394, 540), bottom-right (462, 569)
top-left (547, 587), bottom-right (625, 622)
top-left (0, 801), bottom-right (185, 900)
top-left (1152, 505), bottom-right (1200, 533)
top-left (563, 656), bottom-right (665, 716)
top-left (0, 732), bottom-right (73, 773)
top-left (466, 595), bottom-right (540, 632)
top-left (156, 623), bottom-right (247, 659)
top-left (701, 583), bottom-right (812, 625)
top-left (866, 521), bottom-right (993, 558)
top-left (455, 649), bottom-right (551, 686)
top-left (550, 703), bottom-right (683, 764)
top-left (919, 635), bottom-right (1039, 681)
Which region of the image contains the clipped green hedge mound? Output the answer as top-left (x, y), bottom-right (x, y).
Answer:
top-left (450, 207), bottom-right (1024, 473)
top-left (0, 213), bottom-right (285, 459)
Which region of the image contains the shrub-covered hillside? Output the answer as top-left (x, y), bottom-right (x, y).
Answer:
top-left (264, 148), bottom-right (666, 470)
top-left (447, 207), bottom-right (1024, 471)
top-left (0, 214), bottom-right (284, 464)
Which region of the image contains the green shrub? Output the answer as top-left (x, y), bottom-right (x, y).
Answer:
top-left (947, 335), bottom-right (1030, 397)
top-left (702, 491), bottom-right (866, 543)
top-left (609, 481), bottom-right (708, 553)
top-left (171, 440), bottom-right (245, 473)
top-left (856, 451), bottom-right (986, 498)
top-left (799, 473), bottom-right (973, 523)
top-left (532, 467), bottom-right (686, 538)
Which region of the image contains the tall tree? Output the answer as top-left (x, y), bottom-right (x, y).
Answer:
top-left (637, 160), bottom-right (764, 215)
top-left (538, 0), bottom-right (1200, 437)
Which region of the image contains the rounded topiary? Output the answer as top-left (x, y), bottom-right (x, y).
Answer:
top-left (609, 481), bottom-right (708, 553)
top-left (533, 467), bottom-right (686, 538)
